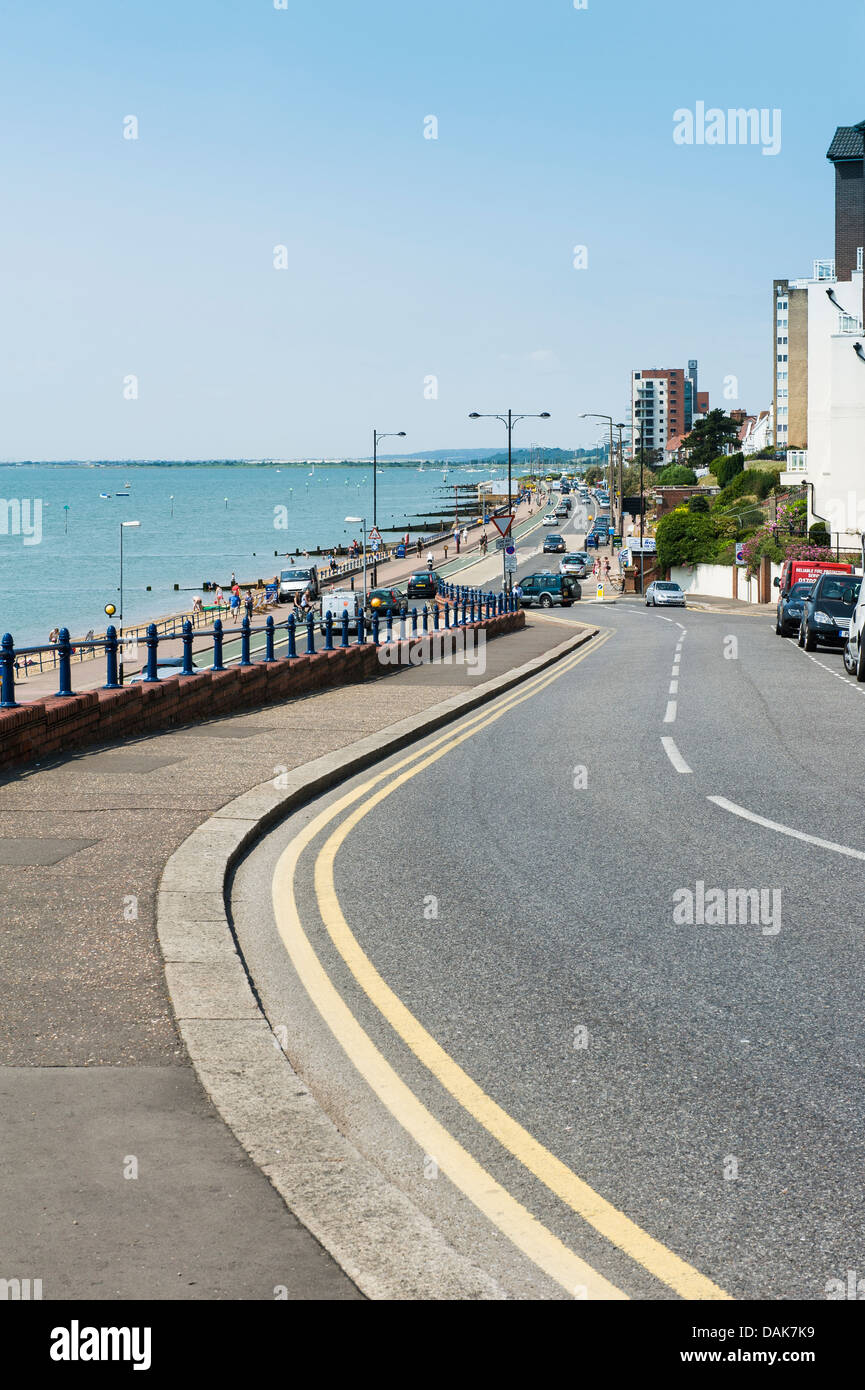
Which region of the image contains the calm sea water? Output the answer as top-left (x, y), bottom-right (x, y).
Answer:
top-left (0, 463), bottom-right (490, 646)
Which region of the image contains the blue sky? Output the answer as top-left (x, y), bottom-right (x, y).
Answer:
top-left (0, 0), bottom-right (861, 459)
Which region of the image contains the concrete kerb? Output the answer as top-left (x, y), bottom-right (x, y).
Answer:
top-left (156, 622), bottom-right (599, 1300)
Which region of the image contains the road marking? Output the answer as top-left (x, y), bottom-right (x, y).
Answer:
top-left (671, 665), bottom-right (680, 677)
top-left (271, 633), bottom-right (729, 1302)
top-left (664, 700), bottom-right (677, 724)
top-left (669, 681), bottom-right (679, 695)
top-left (661, 737), bottom-right (692, 775)
top-left (709, 796), bottom-right (865, 862)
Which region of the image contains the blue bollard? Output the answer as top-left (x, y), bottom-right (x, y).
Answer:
top-left (422, 605), bottom-right (428, 634)
top-left (444, 603), bottom-right (450, 629)
top-left (356, 611), bottom-right (365, 645)
top-left (411, 607), bottom-right (418, 636)
top-left (372, 613), bottom-right (380, 645)
top-left (287, 613), bottom-right (297, 659)
top-left (386, 610), bottom-right (393, 643)
top-left (265, 615), bottom-right (276, 662)
top-left (181, 620), bottom-right (194, 675)
top-left (324, 611), bottom-right (334, 651)
top-left (1, 633), bottom-right (17, 709)
top-left (144, 623), bottom-right (160, 681)
top-left (470, 597), bottom-right (476, 623)
top-left (212, 618), bottom-right (225, 671)
top-left (306, 611), bottom-right (315, 655)
top-left (340, 611), bottom-right (349, 648)
top-left (240, 616), bottom-right (252, 666)
top-left (57, 628), bottom-right (73, 696)
top-left (104, 626), bottom-right (120, 689)
top-left (432, 603), bottom-right (439, 631)
top-left (461, 597), bottom-right (467, 626)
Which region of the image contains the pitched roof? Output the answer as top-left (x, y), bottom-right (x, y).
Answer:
top-left (827, 121), bottom-right (865, 161)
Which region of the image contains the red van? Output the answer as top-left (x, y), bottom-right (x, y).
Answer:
top-left (775, 558), bottom-right (852, 598)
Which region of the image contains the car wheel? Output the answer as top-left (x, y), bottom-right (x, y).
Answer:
top-left (775, 612), bottom-right (783, 635)
top-left (843, 641), bottom-right (857, 676)
top-left (540, 595), bottom-right (553, 608)
top-left (803, 623), bottom-right (817, 652)
top-left (856, 640), bottom-right (865, 683)
top-left (797, 621), bottom-right (806, 647)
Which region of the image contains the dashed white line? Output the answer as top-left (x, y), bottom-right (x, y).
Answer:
top-left (669, 681), bottom-right (679, 695)
top-left (661, 737), bottom-right (692, 774)
top-left (664, 700), bottom-right (677, 724)
top-left (709, 796), bottom-right (865, 862)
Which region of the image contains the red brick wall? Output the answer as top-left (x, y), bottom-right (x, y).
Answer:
top-left (0, 614), bottom-right (525, 773)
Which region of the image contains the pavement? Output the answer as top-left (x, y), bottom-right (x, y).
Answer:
top-left (0, 604), bottom-right (586, 1299)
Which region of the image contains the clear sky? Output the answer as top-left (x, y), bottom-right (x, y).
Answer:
top-left (0, 0), bottom-right (861, 460)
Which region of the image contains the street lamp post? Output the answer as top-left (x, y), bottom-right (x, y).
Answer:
top-left (469, 409), bottom-right (551, 589)
top-left (118, 520), bottom-right (141, 686)
top-left (371, 429), bottom-right (406, 585)
top-left (344, 517), bottom-right (368, 605)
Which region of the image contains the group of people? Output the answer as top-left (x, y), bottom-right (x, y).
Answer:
top-left (207, 577), bottom-right (257, 623)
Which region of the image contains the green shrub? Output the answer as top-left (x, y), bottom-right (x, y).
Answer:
top-left (656, 464), bottom-right (698, 486)
top-left (713, 453), bottom-right (745, 489)
top-left (714, 468), bottom-right (779, 507)
top-left (809, 521), bottom-right (830, 545)
top-left (688, 494), bottom-right (710, 513)
top-left (655, 509), bottom-right (720, 571)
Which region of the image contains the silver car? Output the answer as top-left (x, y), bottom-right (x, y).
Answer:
top-left (560, 552), bottom-right (590, 578)
top-left (646, 581), bottom-right (686, 608)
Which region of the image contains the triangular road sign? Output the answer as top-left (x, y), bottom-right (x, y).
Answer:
top-left (491, 514), bottom-right (514, 538)
top-left (367, 527), bottom-right (383, 542)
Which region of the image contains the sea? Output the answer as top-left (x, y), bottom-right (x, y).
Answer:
top-left (0, 462), bottom-right (496, 646)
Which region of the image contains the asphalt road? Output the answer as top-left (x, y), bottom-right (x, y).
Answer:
top-left (231, 527), bottom-right (865, 1300)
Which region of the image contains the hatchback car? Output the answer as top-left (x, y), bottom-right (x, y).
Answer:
top-left (560, 552), bottom-right (590, 578)
top-left (542, 513), bottom-right (560, 527)
top-left (543, 533), bottom-right (566, 554)
top-left (646, 581), bottom-right (686, 607)
top-left (775, 581), bottom-right (813, 637)
top-left (406, 571), bottom-right (440, 599)
top-left (517, 573), bottom-right (580, 608)
top-left (366, 587), bottom-right (406, 618)
top-left (798, 573), bottom-right (862, 650)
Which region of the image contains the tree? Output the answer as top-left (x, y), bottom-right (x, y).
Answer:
top-left (713, 452), bottom-right (744, 489)
top-left (688, 494), bottom-right (710, 513)
top-left (655, 509), bottom-right (719, 571)
top-left (682, 410), bottom-right (742, 472)
top-left (656, 464), bottom-right (697, 486)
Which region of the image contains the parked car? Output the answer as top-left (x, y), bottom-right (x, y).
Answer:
top-left (517, 573), bottom-right (580, 608)
top-left (560, 552), bottom-right (590, 578)
top-left (543, 533), bottom-right (566, 554)
top-left (278, 565), bottom-right (319, 604)
top-left (406, 571), bottom-right (440, 599)
top-left (843, 581), bottom-right (865, 678)
top-left (585, 531), bottom-right (599, 549)
top-left (798, 572), bottom-right (862, 650)
top-left (645, 581), bottom-right (686, 608)
top-left (775, 581), bottom-right (814, 637)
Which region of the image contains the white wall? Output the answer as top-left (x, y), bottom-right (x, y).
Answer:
top-left (670, 563), bottom-right (782, 603)
top-left (806, 270), bottom-right (865, 536)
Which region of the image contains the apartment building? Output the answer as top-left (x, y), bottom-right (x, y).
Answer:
top-left (630, 360), bottom-right (708, 458)
top-left (772, 276), bottom-right (809, 450)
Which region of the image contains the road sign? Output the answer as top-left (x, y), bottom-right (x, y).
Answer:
top-left (735, 544), bottom-right (746, 567)
top-left (505, 541), bottom-right (516, 557)
top-left (597, 583), bottom-right (605, 600)
top-left (504, 552), bottom-right (518, 573)
top-left (491, 514), bottom-right (514, 538)
top-left (495, 537), bottom-right (506, 551)
top-left (368, 527), bottom-right (383, 543)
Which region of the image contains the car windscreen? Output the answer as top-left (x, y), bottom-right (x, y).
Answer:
top-left (656, 583), bottom-right (680, 591)
top-left (281, 570), bottom-right (311, 581)
top-left (818, 578), bottom-right (861, 606)
top-left (787, 584), bottom-right (813, 600)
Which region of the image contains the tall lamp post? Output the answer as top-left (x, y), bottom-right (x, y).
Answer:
top-left (468, 409), bottom-right (551, 589)
top-left (344, 516), bottom-right (368, 605)
top-left (372, 429), bottom-right (406, 584)
top-left (581, 413), bottom-right (616, 535)
top-left (118, 520), bottom-right (140, 686)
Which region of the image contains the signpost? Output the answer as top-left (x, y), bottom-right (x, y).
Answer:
top-left (597, 583), bottom-right (605, 601)
top-left (491, 514), bottom-right (515, 589)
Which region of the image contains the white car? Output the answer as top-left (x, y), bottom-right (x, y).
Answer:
top-left (542, 513), bottom-right (560, 527)
top-left (560, 553), bottom-right (589, 577)
top-left (646, 581), bottom-right (686, 608)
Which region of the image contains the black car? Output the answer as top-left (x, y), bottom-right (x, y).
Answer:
top-left (406, 571), bottom-right (440, 599)
top-left (798, 573), bottom-right (862, 650)
top-left (543, 533), bottom-right (566, 554)
top-left (517, 573), bottom-right (580, 608)
top-left (775, 581), bottom-right (813, 637)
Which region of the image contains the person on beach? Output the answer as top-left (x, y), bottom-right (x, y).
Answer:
top-left (192, 596), bottom-right (203, 615)
top-left (229, 590), bottom-right (240, 621)
top-left (215, 587), bottom-right (224, 608)
top-left (48, 628), bottom-right (59, 645)
top-left (244, 590), bottom-right (254, 620)
top-left (230, 571), bottom-right (236, 587)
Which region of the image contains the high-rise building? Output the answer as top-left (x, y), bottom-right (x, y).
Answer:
top-left (630, 361), bottom-right (708, 458)
top-left (772, 276), bottom-right (809, 450)
top-left (826, 119), bottom-right (865, 298)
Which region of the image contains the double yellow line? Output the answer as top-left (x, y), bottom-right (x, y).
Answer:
top-left (272, 635), bottom-right (730, 1300)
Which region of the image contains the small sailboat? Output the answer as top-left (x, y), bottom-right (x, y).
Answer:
top-left (99, 492), bottom-right (112, 499)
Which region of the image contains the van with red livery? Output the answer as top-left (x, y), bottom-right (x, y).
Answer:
top-left (774, 558), bottom-right (852, 598)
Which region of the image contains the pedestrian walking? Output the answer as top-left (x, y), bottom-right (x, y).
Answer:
top-left (454, 531), bottom-right (461, 555)
top-left (229, 590), bottom-right (241, 621)
top-left (244, 590), bottom-right (254, 620)
top-left (462, 527), bottom-right (468, 548)
top-left (427, 551), bottom-right (434, 571)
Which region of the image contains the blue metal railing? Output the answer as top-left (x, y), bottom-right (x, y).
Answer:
top-left (0, 591), bottom-right (518, 710)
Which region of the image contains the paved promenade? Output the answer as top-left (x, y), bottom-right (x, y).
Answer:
top-left (0, 611), bottom-right (586, 1299)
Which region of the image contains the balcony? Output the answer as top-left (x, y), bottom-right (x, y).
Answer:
top-left (781, 450), bottom-right (808, 484)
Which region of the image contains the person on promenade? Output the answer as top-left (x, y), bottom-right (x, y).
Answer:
top-left (427, 551), bottom-right (434, 571)
top-left (462, 526), bottom-right (469, 547)
top-left (229, 590), bottom-right (241, 621)
top-left (244, 590), bottom-right (254, 620)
